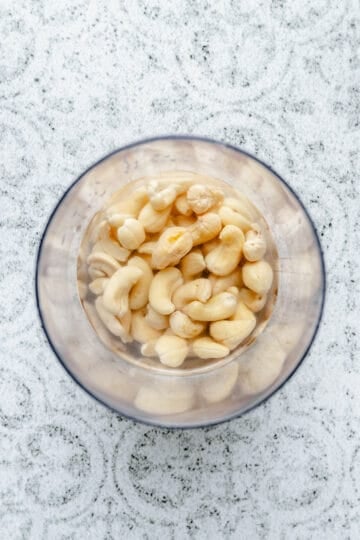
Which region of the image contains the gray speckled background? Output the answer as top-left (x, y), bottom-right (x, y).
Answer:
top-left (1, 0), bottom-right (359, 538)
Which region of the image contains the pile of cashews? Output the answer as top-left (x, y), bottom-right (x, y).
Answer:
top-left (79, 175), bottom-right (275, 369)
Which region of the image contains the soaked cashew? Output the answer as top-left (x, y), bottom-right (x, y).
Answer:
top-left (149, 267), bottom-right (183, 315)
top-left (183, 291), bottom-right (237, 322)
top-left (131, 310), bottom-right (162, 343)
top-left (172, 278), bottom-right (212, 309)
top-left (190, 212), bottom-right (222, 246)
top-left (200, 363), bottom-right (239, 403)
top-left (242, 260), bottom-right (273, 295)
top-left (107, 213), bottom-right (134, 228)
top-left (174, 193), bottom-right (193, 216)
top-left (148, 183), bottom-right (178, 211)
top-left (128, 256), bottom-right (153, 310)
top-left (179, 249), bottom-right (206, 280)
top-left (238, 287), bottom-right (267, 312)
top-left (87, 252), bottom-right (121, 277)
top-left (117, 218), bottom-right (146, 250)
top-left (155, 335), bottom-right (189, 367)
top-left (138, 202), bottom-right (172, 233)
top-left (92, 238), bottom-right (131, 262)
top-left (243, 226), bottom-right (267, 262)
top-left (137, 241), bottom-right (158, 255)
top-left (151, 227), bottom-right (193, 269)
top-left (187, 184), bottom-right (223, 214)
top-left (169, 311), bottom-right (205, 339)
top-left (145, 305), bottom-right (169, 330)
top-left (94, 296), bottom-right (132, 342)
top-left (223, 195), bottom-right (256, 222)
top-left (89, 277), bottom-right (109, 295)
top-left (192, 337), bottom-right (229, 359)
top-left (205, 225), bottom-right (245, 276)
top-left (140, 339), bottom-right (158, 357)
top-left (209, 269), bottom-right (243, 295)
top-left (209, 301), bottom-right (256, 350)
top-left (103, 266), bottom-right (143, 318)
top-left (218, 205), bottom-right (252, 232)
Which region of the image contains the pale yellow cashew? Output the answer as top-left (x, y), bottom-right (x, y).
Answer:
top-left (151, 226), bottom-right (193, 269)
top-left (134, 380), bottom-right (194, 414)
top-left (209, 268), bottom-right (243, 295)
top-left (94, 296), bottom-right (132, 343)
top-left (149, 267), bottom-right (183, 315)
top-left (179, 249), bottom-right (206, 280)
top-left (183, 291), bottom-right (237, 322)
top-left (88, 277), bottom-right (109, 295)
top-left (223, 195), bottom-right (256, 222)
top-left (174, 193), bottom-right (193, 216)
top-left (103, 266), bottom-right (143, 317)
top-left (145, 305), bottom-right (169, 330)
top-left (107, 213), bottom-right (134, 228)
top-left (205, 225), bottom-right (245, 276)
top-left (200, 363), bottom-right (239, 403)
top-left (137, 241), bottom-right (158, 255)
top-left (117, 218), bottom-right (146, 250)
top-left (238, 287), bottom-right (267, 312)
top-left (87, 252), bottom-right (121, 277)
top-left (130, 310), bottom-right (162, 343)
top-left (172, 278), bottom-right (212, 309)
top-left (192, 337), bottom-right (229, 359)
top-left (209, 301), bottom-right (256, 350)
top-left (242, 260), bottom-right (273, 295)
top-left (169, 311), bottom-right (205, 339)
top-left (218, 205), bottom-right (252, 232)
top-left (243, 226), bottom-right (267, 262)
top-left (140, 339), bottom-right (158, 357)
top-left (154, 335), bottom-right (189, 367)
top-left (138, 202), bottom-right (171, 233)
top-left (189, 212), bottom-right (222, 246)
top-left (128, 256), bottom-right (153, 310)
top-left (148, 182), bottom-right (178, 211)
top-left (92, 238), bottom-right (131, 263)
top-left (186, 184), bottom-right (224, 214)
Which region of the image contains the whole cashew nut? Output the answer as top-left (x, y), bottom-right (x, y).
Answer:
top-left (94, 296), bottom-right (132, 343)
top-left (179, 249), bottom-right (206, 280)
top-left (117, 218), bottom-right (146, 250)
top-left (92, 238), bottom-right (131, 262)
top-left (130, 310), bottom-right (162, 343)
top-left (154, 335), bottom-right (189, 367)
top-left (87, 251), bottom-right (121, 277)
top-left (145, 305), bottom-right (169, 330)
top-left (151, 226), bottom-right (193, 269)
top-left (174, 193), bottom-right (193, 216)
top-left (128, 256), bottom-right (153, 310)
top-left (238, 287), bottom-right (267, 312)
top-left (183, 291), bottom-right (237, 322)
top-left (192, 337), bottom-right (229, 359)
top-left (138, 202), bottom-right (172, 233)
top-left (149, 267), bottom-right (183, 315)
top-left (243, 226), bottom-right (267, 262)
top-left (242, 260), bottom-right (273, 295)
top-left (218, 205), bottom-right (252, 232)
top-left (209, 268), bottom-right (243, 295)
top-left (189, 212), bottom-right (222, 246)
top-left (88, 277), bottom-right (109, 295)
top-left (172, 278), bottom-right (212, 309)
top-left (106, 186), bottom-right (148, 218)
top-left (209, 301), bottom-right (256, 350)
top-left (103, 266), bottom-right (143, 317)
top-left (169, 310), bottom-right (205, 339)
top-left (205, 225), bottom-right (245, 276)
top-left (148, 182), bottom-right (178, 211)
top-left (186, 184), bottom-right (223, 214)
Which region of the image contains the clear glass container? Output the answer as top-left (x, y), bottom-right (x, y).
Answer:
top-left (35, 136), bottom-right (325, 428)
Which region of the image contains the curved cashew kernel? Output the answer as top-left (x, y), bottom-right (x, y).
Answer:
top-left (88, 267), bottom-right (106, 280)
top-left (137, 241), bottom-right (158, 255)
top-left (145, 305), bottom-right (169, 330)
top-left (242, 260), bottom-right (273, 295)
top-left (169, 311), bottom-right (205, 339)
top-left (103, 266), bottom-right (143, 317)
top-left (174, 193), bottom-right (193, 216)
top-left (218, 205), bottom-right (252, 232)
top-left (106, 187), bottom-right (148, 217)
top-left (183, 291), bottom-right (237, 322)
top-left (107, 213), bottom-right (134, 227)
top-left (205, 225), bottom-right (245, 276)
top-left (243, 228), bottom-right (267, 262)
top-left (92, 238), bottom-right (131, 262)
top-left (89, 277), bottom-right (109, 295)
top-left (149, 267), bottom-right (183, 315)
top-left (238, 287), bottom-right (267, 312)
top-left (154, 335), bottom-right (189, 367)
top-left (116, 218), bottom-right (146, 250)
top-left (134, 381), bottom-right (193, 414)
top-left (209, 268), bottom-right (243, 295)
top-left (172, 278), bottom-right (212, 309)
top-left (149, 184), bottom-right (178, 211)
top-left (140, 340), bottom-right (158, 357)
top-left (131, 310), bottom-right (162, 344)
top-left (189, 212), bottom-right (222, 246)
top-left (138, 202), bottom-right (171, 233)
top-left (201, 238), bottom-right (220, 256)
top-left (151, 227), bottom-right (193, 269)
top-left (87, 252), bottom-right (121, 277)
top-left (187, 184), bottom-right (224, 214)
top-left (94, 296), bottom-right (132, 342)
top-left (173, 214), bottom-right (197, 228)
top-left (192, 337), bottom-right (229, 359)
top-left (128, 256), bottom-right (153, 310)
top-left (209, 302), bottom-right (256, 350)
top-left (223, 196), bottom-right (256, 222)
top-left (200, 363), bottom-right (239, 403)
top-left (179, 249), bottom-right (206, 280)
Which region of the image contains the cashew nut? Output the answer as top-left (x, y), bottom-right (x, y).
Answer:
top-left (192, 337), bottom-right (229, 359)
top-left (116, 218), bottom-right (146, 250)
top-left (218, 205), bottom-right (252, 232)
top-left (88, 277), bottom-right (109, 295)
top-left (238, 287), bottom-right (267, 312)
top-left (154, 335), bottom-right (189, 367)
top-left (103, 266), bottom-right (143, 317)
top-left (186, 184), bottom-right (223, 214)
top-left (138, 202), bottom-right (171, 233)
top-left (130, 310), bottom-right (162, 343)
top-left (87, 252), bottom-right (121, 277)
top-left (134, 380), bottom-right (194, 414)
top-left (128, 256), bottom-right (153, 310)
top-left (92, 238), bottom-right (131, 262)
top-left (223, 195), bottom-right (256, 222)
top-left (243, 226), bottom-right (267, 262)
top-left (107, 213), bottom-right (134, 228)
top-left (209, 268), bottom-right (243, 295)
top-left (172, 278), bottom-right (212, 309)
top-left (242, 260), bottom-right (273, 295)
top-left (137, 240), bottom-right (158, 255)
top-left (183, 291), bottom-right (237, 322)
top-left (209, 301), bottom-right (256, 350)
top-left (149, 267), bottom-right (183, 315)
top-left (148, 182), bottom-right (178, 211)
top-left (189, 212), bottom-right (222, 246)
top-left (151, 226), bottom-right (193, 269)
top-left (179, 249), bottom-right (206, 280)
top-left (205, 225), bottom-right (245, 276)
top-left (174, 193), bottom-right (193, 216)
top-left (145, 305), bottom-right (169, 330)
top-left (94, 296), bottom-right (132, 342)
top-left (169, 311), bottom-right (205, 339)
top-left (200, 363), bottom-right (239, 403)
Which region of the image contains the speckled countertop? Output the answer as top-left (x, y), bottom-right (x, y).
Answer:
top-left (1, 1), bottom-right (360, 538)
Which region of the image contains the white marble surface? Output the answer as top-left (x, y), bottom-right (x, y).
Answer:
top-left (1, 0), bottom-right (359, 538)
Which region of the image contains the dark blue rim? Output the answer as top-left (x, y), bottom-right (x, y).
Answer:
top-left (35, 135), bottom-right (326, 430)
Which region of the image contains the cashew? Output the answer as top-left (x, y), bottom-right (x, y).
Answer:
top-left (172, 278), bottom-right (212, 309)
top-left (243, 226), bottom-right (267, 262)
top-left (128, 256), bottom-right (153, 310)
top-left (200, 363), bottom-right (239, 403)
top-left (209, 301), bottom-right (256, 350)
top-left (205, 225), bottom-right (245, 276)
top-left (140, 340), bottom-right (158, 357)
top-left (179, 249), bottom-right (206, 280)
top-left (148, 182), bottom-right (178, 211)
top-left (189, 212), bottom-right (222, 246)
top-left (145, 305), bottom-right (169, 330)
top-left (227, 286), bottom-right (240, 299)
top-left (89, 277), bottom-right (109, 295)
top-left (173, 215), bottom-right (197, 228)
top-left (174, 193), bottom-right (193, 216)
top-left (154, 335), bottom-right (189, 367)
top-left (87, 252), bottom-right (121, 277)
top-left (131, 310), bottom-right (162, 343)
top-left (223, 195), bottom-right (256, 222)
top-left (92, 238), bottom-right (131, 262)
top-left (116, 218), bottom-right (146, 250)
top-left (138, 202), bottom-right (171, 233)
top-left (88, 267), bottom-right (106, 280)
top-left (183, 291), bottom-right (237, 322)
top-left (137, 241), bottom-right (158, 255)
top-left (134, 380), bottom-right (194, 414)
top-left (242, 260), bottom-right (273, 295)
top-left (209, 268), bottom-right (243, 295)
top-left (151, 226), bottom-right (193, 269)
top-left (106, 186), bottom-right (148, 217)
top-left (149, 267), bottom-right (183, 315)
top-left (103, 266), bottom-right (143, 317)
top-left (192, 337), bottom-right (229, 359)
top-left (187, 184), bottom-right (223, 214)
top-left (218, 205), bottom-right (252, 232)
top-left (169, 311), bottom-right (205, 339)
top-left (238, 287), bottom-right (267, 312)
top-left (94, 296), bottom-right (132, 342)
top-left (107, 213), bottom-right (134, 228)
